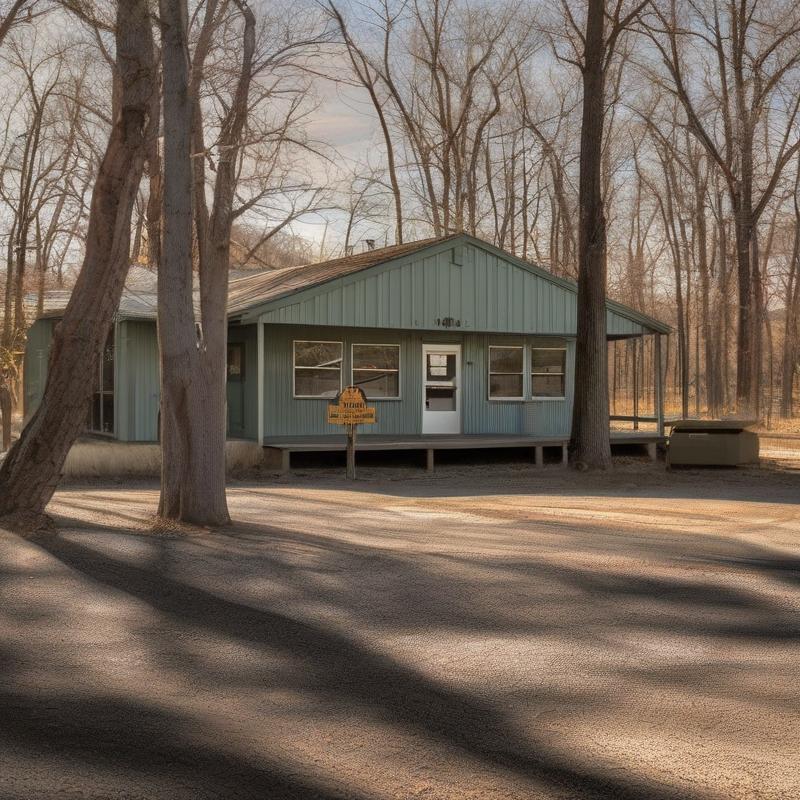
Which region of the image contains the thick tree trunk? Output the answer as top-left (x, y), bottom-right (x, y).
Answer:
top-left (157, 0), bottom-right (213, 522)
top-left (2, 217), bottom-right (17, 348)
top-left (732, 196), bottom-right (760, 416)
top-left (780, 199), bottom-right (800, 418)
top-left (0, 386), bottom-right (11, 452)
top-left (157, 0), bottom-right (253, 525)
top-left (0, 0), bottom-right (154, 523)
top-left (569, 0), bottom-right (612, 469)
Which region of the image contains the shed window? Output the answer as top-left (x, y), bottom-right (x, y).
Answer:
top-left (532, 347), bottom-right (566, 398)
top-left (489, 346), bottom-right (524, 399)
top-left (227, 343), bottom-right (244, 381)
top-left (352, 344), bottom-right (400, 398)
top-left (87, 329), bottom-right (115, 434)
top-left (293, 340), bottom-right (342, 397)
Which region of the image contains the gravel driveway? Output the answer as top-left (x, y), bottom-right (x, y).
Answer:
top-left (1, 462), bottom-right (798, 799)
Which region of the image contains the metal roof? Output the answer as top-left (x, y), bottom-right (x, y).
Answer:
top-left (34, 234), bottom-right (669, 334)
top-left (227, 236), bottom-right (456, 314)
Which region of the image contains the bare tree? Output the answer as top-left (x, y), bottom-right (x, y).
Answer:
top-left (0, 0), bottom-right (155, 524)
top-left (0, 0), bottom-right (34, 48)
top-left (562, 0), bottom-right (646, 469)
top-left (780, 157), bottom-right (800, 416)
top-left (327, 0), bottom-right (405, 244)
top-left (157, 0), bottom-right (256, 525)
top-left (646, 0), bottom-right (800, 415)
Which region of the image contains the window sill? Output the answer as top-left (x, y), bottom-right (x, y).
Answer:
top-left (293, 395), bottom-right (401, 401)
top-left (487, 397), bottom-right (567, 403)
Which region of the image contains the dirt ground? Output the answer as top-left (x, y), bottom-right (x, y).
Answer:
top-left (1, 458), bottom-right (799, 800)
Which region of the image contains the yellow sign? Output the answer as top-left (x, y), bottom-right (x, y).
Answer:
top-left (327, 386), bottom-right (376, 425)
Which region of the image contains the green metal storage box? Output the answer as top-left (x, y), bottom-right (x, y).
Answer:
top-left (667, 420), bottom-right (759, 467)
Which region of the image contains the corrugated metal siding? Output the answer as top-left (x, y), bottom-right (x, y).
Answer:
top-left (461, 334), bottom-right (574, 436)
top-left (114, 320), bottom-right (261, 442)
top-left (227, 324), bottom-right (258, 440)
top-left (116, 320), bottom-right (160, 442)
top-left (264, 326), bottom-right (422, 436)
top-left (607, 312), bottom-right (645, 336)
top-left (256, 242), bottom-right (644, 336)
top-left (22, 318), bottom-right (54, 422)
top-left (22, 318), bottom-right (262, 443)
top-left (263, 324), bottom-right (574, 438)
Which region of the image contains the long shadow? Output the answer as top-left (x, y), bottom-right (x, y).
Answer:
top-left (27, 532), bottom-right (703, 800)
top-left (228, 462), bottom-right (800, 506)
top-left (44, 504), bottom-right (799, 644)
top-left (207, 520), bottom-right (800, 644)
top-left (0, 688), bottom-right (370, 800)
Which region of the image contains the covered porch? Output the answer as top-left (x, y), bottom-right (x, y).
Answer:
top-left (262, 431), bottom-right (666, 473)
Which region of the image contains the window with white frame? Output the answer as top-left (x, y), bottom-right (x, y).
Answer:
top-left (352, 344), bottom-right (400, 398)
top-left (488, 346), bottom-right (524, 399)
top-left (531, 347), bottom-right (566, 398)
top-left (293, 340), bottom-right (342, 397)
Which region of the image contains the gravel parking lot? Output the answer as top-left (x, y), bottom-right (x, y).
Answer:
top-left (1, 461), bottom-right (798, 799)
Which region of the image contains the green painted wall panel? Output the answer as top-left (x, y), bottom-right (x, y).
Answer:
top-left (23, 318), bottom-right (54, 422)
top-left (606, 312), bottom-right (644, 336)
top-left (227, 323), bottom-right (258, 440)
top-left (113, 320), bottom-right (260, 442)
top-left (116, 320), bottom-right (160, 441)
top-left (262, 324), bottom-right (575, 439)
top-left (255, 241), bottom-right (646, 337)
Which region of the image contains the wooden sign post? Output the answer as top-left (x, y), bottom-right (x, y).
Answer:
top-left (327, 386), bottom-right (376, 479)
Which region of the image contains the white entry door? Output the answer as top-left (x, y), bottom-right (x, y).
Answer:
top-left (422, 344), bottom-right (461, 434)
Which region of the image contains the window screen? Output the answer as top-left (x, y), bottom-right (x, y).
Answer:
top-left (488, 346), bottom-right (524, 399)
top-left (294, 341), bottom-right (342, 397)
top-left (87, 329), bottom-right (115, 434)
top-left (227, 343), bottom-right (244, 381)
top-left (531, 348), bottom-right (566, 397)
top-left (352, 344), bottom-right (400, 398)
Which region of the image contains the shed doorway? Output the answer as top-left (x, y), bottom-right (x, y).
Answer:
top-left (422, 344), bottom-right (461, 434)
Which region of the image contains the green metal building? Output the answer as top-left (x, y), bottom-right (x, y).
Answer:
top-left (24, 234), bottom-right (669, 460)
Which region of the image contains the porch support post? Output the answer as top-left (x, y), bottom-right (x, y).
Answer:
top-left (654, 333), bottom-right (664, 437)
top-left (257, 317), bottom-right (265, 444)
top-left (534, 445), bottom-right (544, 467)
top-left (633, 337), bottom-right (639, 430)
top-left (426, 448), bottom-right (435, 473)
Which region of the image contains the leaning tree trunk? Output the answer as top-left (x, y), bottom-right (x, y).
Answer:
top-left (0, 0), bottom-right (155, 524)
top-left (569, 0), bottom-right (612, 469)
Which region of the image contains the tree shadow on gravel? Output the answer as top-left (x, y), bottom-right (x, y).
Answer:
top-left (258, 461), bottom-right (800, 506)
top-left (0, 528), bottom-right (719, 800)
top-left (11, 519), bottom-right (798, 800)
top-left (0, 688), bottom-right (366, 800)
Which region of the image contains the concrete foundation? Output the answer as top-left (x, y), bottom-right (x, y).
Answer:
top-left (61, 438), bottom-right (264, 479)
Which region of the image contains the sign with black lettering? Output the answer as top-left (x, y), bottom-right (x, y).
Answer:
top-left (327, 386), bottom-right (377, 425)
